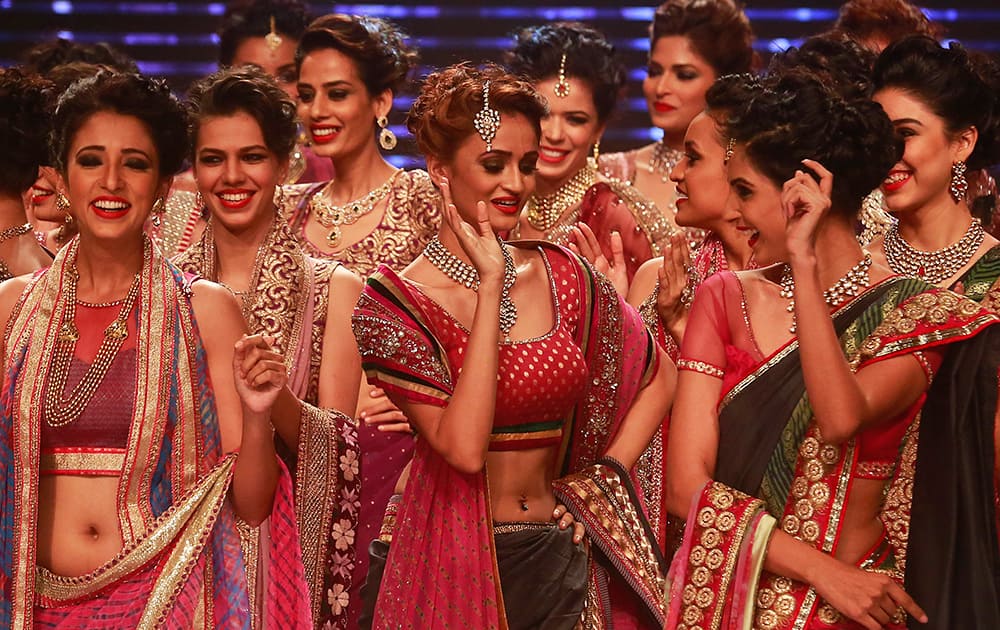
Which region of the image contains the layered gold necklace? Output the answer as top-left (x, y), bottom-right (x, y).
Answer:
top-left (525, 165), bottom-right (597, 233)
top-left (309, 169), bottom-right (401, 248)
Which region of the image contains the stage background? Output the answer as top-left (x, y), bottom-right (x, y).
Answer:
top-left (2, 1), bottom-right (998, 166)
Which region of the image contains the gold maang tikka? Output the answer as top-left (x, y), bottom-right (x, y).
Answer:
top-left (474, 80), bottom-right (501, 152)
top-left (554, 52), bottom-right (571, 98)
top-left (265, 16), bottom-right (282, 55)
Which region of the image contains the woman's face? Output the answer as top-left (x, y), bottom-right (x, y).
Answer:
top-left (429, 111), bottom-right (539, 234)
top-left (62, 110), bottom-right (167, 243)
top-left (231, 35), bottom-right (299, 99)
top-left (28, 166), bottom-right (62, 222)
top-left (670, 111), bottom-right (739, 229)
top-left (727, 145), bottom-right (787, 266)
top-left (873, 87), bottom-right (973, 214)
top-left (193, 110), bottom-right (287, 234)
top-left (297, 48), bottom-right (391, 161)
top-left (533, 76), bottom-right (603, 186)
top-left (643, 35), bottom-right (716, 139)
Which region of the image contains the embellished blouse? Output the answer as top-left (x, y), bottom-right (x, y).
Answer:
top-left (282, 169), bottom-right (441, 277)
top-left (40, 302), bottom-right (137, 477)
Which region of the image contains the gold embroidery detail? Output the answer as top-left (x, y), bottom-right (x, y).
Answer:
top-left (801, 520), bottom-right (821, 542)
top-left (817, 603), bottom-right (843, 624)
top-left (782, 514), bottom-right (801, 535)
top-left (792, 477), bottom-right (809, 499)
top-left (715, 511), bottom-right (735, 532)
top-left (795, 498), bottom-right (815, 521)
top-left (881, 415), bottom-right (920, 574)
top-left (799, 437), bottom-right (820, 459)
top-left (805, 459), bottom-right (825, 481)
top-left (705, 548), bottom-right (724, 570)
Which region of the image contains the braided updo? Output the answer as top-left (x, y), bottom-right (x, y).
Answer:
top-left (726, 71), bottom-right (901, 216)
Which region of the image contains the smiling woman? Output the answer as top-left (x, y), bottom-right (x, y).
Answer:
top-left (505, 22), bottom-right (676, 283)
top-left (176, 66), bottom-right (363, 628)
top-left (0, 71), bottom-right (311, 628)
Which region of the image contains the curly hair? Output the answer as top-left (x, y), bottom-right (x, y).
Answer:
top-left (295, 14), bottom-right (417, 96)
top-left (407, 63), bottom-right (548, 163)
top-left (651, 0), bottom-right (755, 76)
top-left (217, 0), bottom-right (311, 66)
top-left (20, 38), bottom-right (138, 76)
top-left (186, 66), bottom-right (298, 161)
top-left (833, 0), bottom-right (943, 48)
top-left (725, 71), bottom-right (901, 217)
top-left (52, 72), bottom-right (189, 177)
top-left (503, 22), bottom-right (626, 123)
top-left (768, 33), bottom-right (876, 101)
top-left (0, 68), bottom-right (55, 197)
top-left (703, 72), bottom-right (765, 142)
top-left (872, 35), bottom-right (1000, 171)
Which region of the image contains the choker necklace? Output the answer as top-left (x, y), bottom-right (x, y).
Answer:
top-left (310, 169), bottom-right (401, 248)
top-left (424, 236), bottom-right (519, 341)
top-left (883, 218), bottom-right (984, 284)
top-left (46, 247), bottom-right (146, 427)
top-left (779, 254), bottom-right (872, 334)
top-left (526, 165), bottom-right (597, 232)
top-left (649, 141), bottom-right (683, 184)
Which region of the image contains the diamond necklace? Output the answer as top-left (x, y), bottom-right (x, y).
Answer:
top-left (779, 254), bottom-right (872, 334)
top-left (423, 236), bottom-right (519, 341)
top-left (883, 217), bottom-right (984, 284)
top-left (648, 141), bottom-right (684, 184)
top-left (309, 169), bottom-right (401, 248)
top-left (525, 165), bottom-right (597, 232)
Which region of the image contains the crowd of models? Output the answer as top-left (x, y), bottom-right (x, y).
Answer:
top-left (1, 0), bottom-right (1000, 628)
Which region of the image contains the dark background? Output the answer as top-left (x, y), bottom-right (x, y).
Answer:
top-left (2, 1), bottom-right (999, 167)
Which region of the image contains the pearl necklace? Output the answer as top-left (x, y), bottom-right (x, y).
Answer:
top-left (779, 254), bottom-right (872, 333)
top-left (883, 218), bottom-right (984, 284)
top-left (423, 236), bottom-right (519, 341)
top-left (310, 169), bottom-right (401, 248)
top-left (648, 141), bottom-right (684, 184)
top-left (525, 165), bottom-right (597, 232)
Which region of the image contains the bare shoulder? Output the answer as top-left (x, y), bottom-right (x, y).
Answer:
top-left (628, 256), bottom-right (662, 307)
top-left (189, 279), bottom-right (245, 335)
top-left (328, 263), bottom-right (363, 299)
top-left (0, 275), bottom-right (33, 324)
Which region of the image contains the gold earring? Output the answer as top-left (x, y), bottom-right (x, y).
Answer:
top-left (589, 139), bottom-right (601, 170)
top-left (151, 197), bottom-right (165, 227)
top-left (378, 115), bottom-right (397, 151)
top-left (56, 192), bottom-right (70, 212)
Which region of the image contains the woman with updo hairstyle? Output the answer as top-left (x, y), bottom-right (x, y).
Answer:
top-left (0, 69), bottom-right (55, 277)
top-left (176, 65), bottom-right (362, 627)
top-left (600, 0), bottom-right (754, 254)
top-left (869, 36), bottom-right (1000, 308)
top-left (217, 0), bottom-right (334, 186)
top-left (283, 12), bottom-right (438, 272)
top-left (353, 63), bottom-right (675, 628)
top-left (665, 69), bottom-right (1000, 629)
top-left (504, 22), bottom-right (677, 284)
top-left (0, 71), bottom-right (312, 626)
top-left (832, 0), bottom-right (942, 53)
top-left (285, 16), bottom-right (440, 621)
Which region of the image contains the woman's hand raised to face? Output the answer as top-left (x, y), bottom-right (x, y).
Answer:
top-left (439, 177), bottom-right (505, 286)
top-left (783, 159), bottom-right (834, 259)
top-left (569, 223), bottom-right (628, 296)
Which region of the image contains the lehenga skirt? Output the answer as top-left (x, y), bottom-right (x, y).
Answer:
top-left (360, 500), bottom-right (588, 629)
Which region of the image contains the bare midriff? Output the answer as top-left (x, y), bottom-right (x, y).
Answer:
top-left (37, 475), bottom-right (124, 576)
top-left (833, 477), bottom-right (889, 565)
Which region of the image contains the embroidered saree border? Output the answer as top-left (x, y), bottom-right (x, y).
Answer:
top-left (552, 459), bottom-right (667, 625)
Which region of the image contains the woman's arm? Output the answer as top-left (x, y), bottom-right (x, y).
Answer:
top-left (603, 345), bottom-right (675, 469)
top-left (664, 370), bottom-right (723, 517)
top-left (192, 283), bottom-right (279, 526)
top-left (785, 161), bottom-right (931, 445)
top-left (317, 266), bottom-right (363, 412)
top-left (0, 276), bottom-right (30, 373)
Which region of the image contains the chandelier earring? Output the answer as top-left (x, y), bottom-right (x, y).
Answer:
top-left (378, 115), bottom-right (397, 151)
top-left (589, 139), bottom-right (601, 171)
top-left (151, 197), bottom-right (165, 227)
top-left (56, 192), bottom-right (70, 212)
top-left (950, 160), bottom-right (968, 203)
top-left (195, 190), bottom-right (204, 210)
top-left (724, 138), bottom-right (736, 165)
